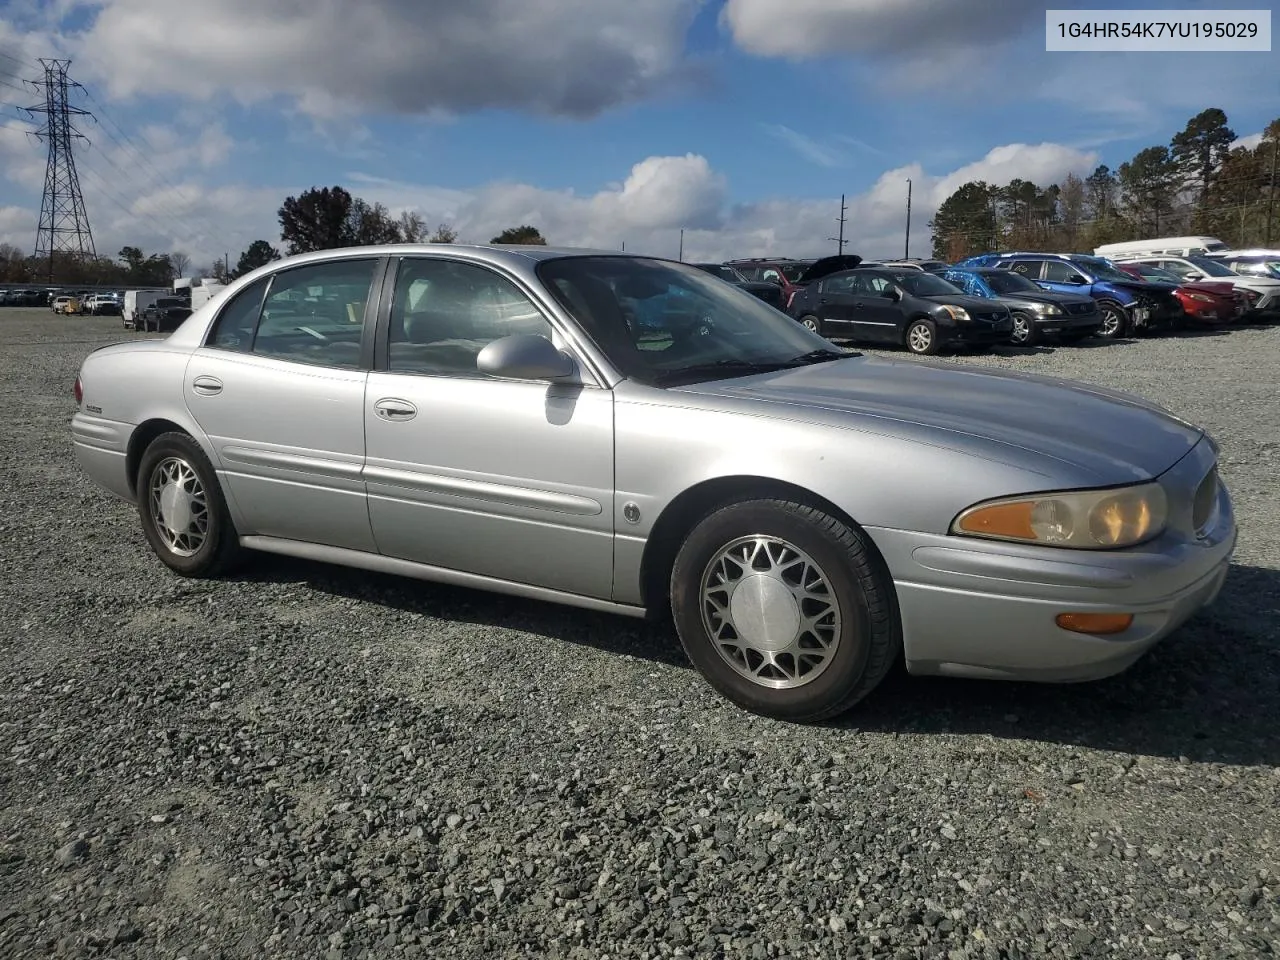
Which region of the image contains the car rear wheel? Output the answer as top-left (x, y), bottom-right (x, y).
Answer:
top-left (800, 314), bottom-right (823, 336)
top-left (905, 319), bottom-right (940, 355)
top-left (1097, 302), bottom-right (1128, 339)
top-left (137, 432), bottom-right (241, 578)
top-left (670, 499), bottom-right (899, 722)
top-left (1010, 312), bottom-right (1039, 346)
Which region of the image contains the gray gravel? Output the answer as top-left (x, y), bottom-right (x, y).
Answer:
top-left (1, 308), bottom-right (1278, 959)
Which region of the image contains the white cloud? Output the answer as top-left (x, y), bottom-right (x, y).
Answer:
top-left (1232, 132), bottom-right (1264, 151)
top-left (68, 0), bottom-right (707, 119)
top-left (0, 133), bottom-right (1098, 267)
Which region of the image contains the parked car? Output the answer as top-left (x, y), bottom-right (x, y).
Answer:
top-left (956, 252), bottom-right (1182, 339)
top-left (71, 244), bottom-right (1236, 721)
top-left (137, 297), bottom-right (193, 333)
top-left (1093, 236), bottom-right (1229, 259)
top-left (1114, 254), bottom-right (1280, 320)
top-left (939, 267), bottom-right (1103, 345)
top-left (724, 258), bottom-right (816, 309)
top-left (52, 295), bottom-right (79, 315)
top-left (123, 289), bottom-right (171, 330)
top-left (1113, 262), bottom-right (1244, 326)
top-left (690, 263), bottom-right (787, 310)
top-left (881, 259), bottom-right (951, 273)
top-left (85, 294), bottom-right (122, 316)
top-left (1205, 249), bottom-right (1280, 281)
top-left (787, 258), bottom-right (1013, 353)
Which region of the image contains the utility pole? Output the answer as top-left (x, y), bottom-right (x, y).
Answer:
top-left (23, 59), bottom-right (96, 283)
top-left (1267, 134), bottom-right (1277, 247)
top-left (904, 179), bottom-right (912, 259)
top-left (678, 229), bottom-right (684, 261)
top-left (827, 193), bottom-right (847, 254)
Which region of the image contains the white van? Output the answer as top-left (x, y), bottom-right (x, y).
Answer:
top-left (1094, 236), bottom-right (1229, 259)
top-left (122, 289), bottom-right (169, 330)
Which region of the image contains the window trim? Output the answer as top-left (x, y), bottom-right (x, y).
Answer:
top-left (202, 256), bottom-right (388, 371)
top-left (372, 254), bottom-right (602, 387)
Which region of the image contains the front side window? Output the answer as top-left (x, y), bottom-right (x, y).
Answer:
top-left (822, 274), bottom-right (857, 295)
top-left (1007, 259), bottom-right (1042, 278)
top-left (387, 258), bottom-right (554, 378)
top-left (250, 259), bottom-right (378, 369)
top-left (537, 256), bottom-right (839, 386)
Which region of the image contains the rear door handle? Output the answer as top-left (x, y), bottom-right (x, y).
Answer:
top-left (374, 398), bottom-right (417, 421)
top-left (191, 375), bottom-right (222, 396)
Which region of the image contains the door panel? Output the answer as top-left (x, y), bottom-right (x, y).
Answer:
top-left (364, 375), bottom-right (615, 598)
top-left (183, 257), bottom-right (382, 552)
top-left (851, 274), bottom-right (904, 342)
top-left (185, 350), bottom-right (374, 551)
top-left (813, 276), bottom-right (858, 332)
top-left (363, 255), bottom-right (615, 599)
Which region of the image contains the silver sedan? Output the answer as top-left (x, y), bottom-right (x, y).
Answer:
top-left (71, 245), bottom-right (1237, 721)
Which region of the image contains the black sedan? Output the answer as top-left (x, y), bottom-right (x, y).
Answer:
top-left (788, 260), bottom-right (1014, 355)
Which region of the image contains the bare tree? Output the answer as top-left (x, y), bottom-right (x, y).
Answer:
top-left (397, 210), bottom-right (427, 243)
top-left (430, 222), bottom-right (459, 243)
top-left (168, 251), bottom-right (191, 277)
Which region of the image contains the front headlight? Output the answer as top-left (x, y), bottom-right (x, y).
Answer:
top-left (1187, 293), bottom-right (1214, 303)
top-left (951, 482), bottom-right (1168, 549)
top-left (1030, 302), bottom-right (1063, 316)
top-left (940, 305), bottom-right (971, 322)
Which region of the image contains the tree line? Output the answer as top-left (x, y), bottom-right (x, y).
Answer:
top-left (930, 108), bottom-right (1280, 260)
top-left (0, 182), bottom-right (548, 287)
top-left (275, 184), bottom-right (546, 254)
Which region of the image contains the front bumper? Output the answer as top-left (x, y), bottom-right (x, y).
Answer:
top-left (1034, 312), bottom-right (1102, 335)
top-left (944, 322), bottom-right (1013, 345)
top-left (867, 440), bottom-right (1236, 683)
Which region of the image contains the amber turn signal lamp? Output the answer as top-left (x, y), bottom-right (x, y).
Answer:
top-left (1055, 612), bottom-right (1134, 635)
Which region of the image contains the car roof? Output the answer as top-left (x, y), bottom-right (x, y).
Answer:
top-left (252, 243), bottom-right (644, 272)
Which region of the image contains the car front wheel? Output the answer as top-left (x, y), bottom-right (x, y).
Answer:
top-left (670, 499), bottom-right (899, 722)
top-left (905, 319), bottom-right (940, 355)
top-left (1097, 302), bottom-right (1128, 339)
top-left (799, 314), bottom-right (823, 335)
top-left (1010, 312), bottom-right (1039, 345)
top-left (137, 432), bottom-right (241, 577)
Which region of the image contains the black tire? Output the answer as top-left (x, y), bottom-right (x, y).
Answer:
top-left (670, 499), bottom-right (900, 722)
top-left (136, 432), bottom-right (241, 577)
top-left (1096, 301), bottom-right (1129, 339)
top-left (1009, 312), bottom-right (1039, 346)
top-left (905, 319), bottom-right (940, 355)
top-left (799, 314), bottom-right (823, 336)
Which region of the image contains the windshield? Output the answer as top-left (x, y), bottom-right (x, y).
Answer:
top-left (1072, 256), bottom-right (1137, 283)
top-left (537, 256), bottom-right (844, 386)
top-left (891, 271), bottom-right (964, 296)
top-left (696, 264), bottom-right (745, 282)
top-left (1129, 264), bottom-right (1182, 283)
top-left (983, 271), bottom-right (1041, 294)
top-left (1187, 256), bottom-right (1237, 277)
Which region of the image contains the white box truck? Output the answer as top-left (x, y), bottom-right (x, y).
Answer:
top-left (122, 289), bottom-right (168, 330)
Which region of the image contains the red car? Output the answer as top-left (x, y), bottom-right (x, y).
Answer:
top-left (1115, 262), bottom-right (1244, 325)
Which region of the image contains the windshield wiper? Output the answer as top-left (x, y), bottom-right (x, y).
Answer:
top-left (652, 358), bottom-right (799, 385)
top-left (787, 347), bottom-right (856, 364)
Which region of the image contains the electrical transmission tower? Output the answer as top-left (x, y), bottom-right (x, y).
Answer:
top-left (24, 59), bottom-right (96, 281)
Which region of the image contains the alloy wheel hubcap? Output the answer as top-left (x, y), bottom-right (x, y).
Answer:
top-left (803, 318), bottom-right (819, 332)
top-left (1013, 317), bottom-right (1029, 342)
top-left (700, 535), bottom-right (842, 689)
top-left (1102, 309), bottom-right (1121, 336)
top-left (149, 457), bottom-right (209, 557)
top-left (908, 325), bottom-right (931, 351)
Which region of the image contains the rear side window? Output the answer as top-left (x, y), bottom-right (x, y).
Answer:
top-left (1007, 260), bottom-right (1041, 278)
top-left (207, 277), bottom-right (270, 350)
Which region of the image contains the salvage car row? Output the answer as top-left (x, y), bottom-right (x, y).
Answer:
top-left (708, 249), bottom-right (1280, 355)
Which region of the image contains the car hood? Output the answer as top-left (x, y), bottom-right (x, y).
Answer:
top-left (1102, 278), bottom-right (1179, 298)
top-left (988, 290), bottom-right (1096, 309)
top-left (919, 293), bottom-right (1010, 312)
top-left (676, 356), bottom-right (1202, 483)
top-left (1229, 276), bottom-right (1280, 291)
top-left (1181, 280), bottom-right (1236, 297)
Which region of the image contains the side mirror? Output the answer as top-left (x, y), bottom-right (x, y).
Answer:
top-left (883, 288), bottom-right (902, 301)
top-left (476, 334), bottom-right (575, 381)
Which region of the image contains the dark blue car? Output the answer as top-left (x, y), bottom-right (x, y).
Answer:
top-left (951, 252), bottom-right (1182, 338)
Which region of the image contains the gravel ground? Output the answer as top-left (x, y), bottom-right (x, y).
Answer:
top-left (1, 308), bottom-right (1277, 960)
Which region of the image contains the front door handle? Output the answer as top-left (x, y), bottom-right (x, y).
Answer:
top-left (191, 375), bottom-right (222, 396)
top-left (374, 398), bottom-right (417, 421)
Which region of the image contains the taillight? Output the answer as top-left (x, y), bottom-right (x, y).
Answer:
top-left (74, 374), bottom-right (83, 405)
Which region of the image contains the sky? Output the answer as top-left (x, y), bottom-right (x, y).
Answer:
top-left (0, 0), bottom-right (1275, 267)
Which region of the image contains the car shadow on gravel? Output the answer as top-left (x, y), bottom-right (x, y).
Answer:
top-left (837, 562), bottom-right (1280, 767)
top-left (226, 554), bottom-right (692, 668)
